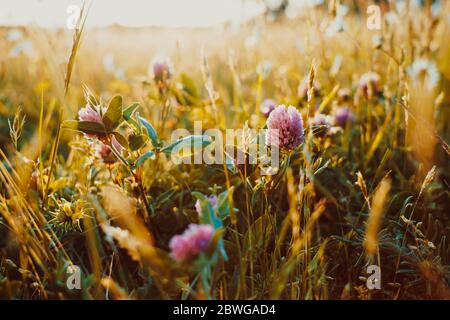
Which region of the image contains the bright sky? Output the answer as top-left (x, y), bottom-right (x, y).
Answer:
top-left (0, 0), bottom-right (268, 28)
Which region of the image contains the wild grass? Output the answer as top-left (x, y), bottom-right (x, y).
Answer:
top-left (0, 2), bottom-right (449, 300)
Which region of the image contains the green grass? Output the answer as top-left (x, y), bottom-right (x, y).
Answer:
top-left (0, 2), bottom-right (449, 300)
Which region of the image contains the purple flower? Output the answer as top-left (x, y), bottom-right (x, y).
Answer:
top-left (195, 195), bottom-right (218, 216)
top-left (337, 88), bottom-right (351, 102)
top-left (310, 113), bottom-right (331, 136)
top-left (95, 136), bottom-right (124, 163)
top-left (169, 224), bottom-right (215, 262)
top-left (358, 72), bottom-right (380, 98)
top-left (77, 105), bottom-right (106, 139)
top-left (78, 105), bottom-right (103, 124)
top-left (95, 142), bottom-right (111, 159)
top-left (311, 113), bottom-right (329, 126)
top-left (150, 56), bottom-right (173, 82)
top-left (260, 99), bottom-right (276, 117)
top-left (266, 105), bottom-right (304, 150)
top-left (311, 113), bottom-right (331, 128)
top-left (334, 107), bottom-right (354, 127)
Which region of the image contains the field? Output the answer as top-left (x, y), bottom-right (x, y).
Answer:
top-left (0, 1), bottom-right (449, 300)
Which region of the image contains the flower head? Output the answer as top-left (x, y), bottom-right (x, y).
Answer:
top-left (358, 71), bottom-right (381, 98)
top-left (408, 58), bottom-right (440, 90)
top-left (309, 113), bottom-right (331, 134)
top-left (150, 56), bottom-right (173, 82)
top-left (337, 88), bottom-right (352, 102)
top-left (50, 199), bottom-right (87, 231)
top-left (169, 224), bottom-right (215, 262)
top-left (260, 99), bottom-right (276, 117)
top-left (333, 106), bottom-right (354, 127)
top-left (195, 195), bottom-right (218, 216)
top-left (95, 142), bottom-right (110, 159)
top-left (77, 105), bottom-right (106, 139)
top-left (78, 105), bottom-right (103, 124)
top-left (266, 105), bottom-right (304, 150)
top-left (95, 136), bottom-right (124, 163)
top-left (311, 113), bottom-right (330, 126)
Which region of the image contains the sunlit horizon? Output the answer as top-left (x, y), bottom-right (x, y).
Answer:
top-left (0, 0), bottom-right (269, 28)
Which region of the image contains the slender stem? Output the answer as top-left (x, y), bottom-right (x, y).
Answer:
top-left (109, 138), bottom-right (157, 244)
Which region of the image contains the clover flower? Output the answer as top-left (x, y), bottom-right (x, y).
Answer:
top-left (311, 113), bottom-right (330, 127)
top-left (310, 113), bottom-right (332, 136)
top-left (266, 105), bottom-right (304, 150)
top-left (169, 224), bottom-right (215, 262)
top-left (78, 105), bottom-right (104, 139)
top-left (408, 58), bottom-right (440, 90)
top-left (260, 99), bottom-right (277, 117)
top-left (337, 88), bottom-right (352, 102)
top-left (334, 106), bottom-right (354, 127)
top-left (95, 136), bottom-right (124, 163)
top-left (195, 195), bottom-right (218, 216)
top-left (358, 71), bottom-right (380, 98)
top-left (150, 56), bottom-right (173, 82)
top-left (78, 105), bottom-right (103, 124)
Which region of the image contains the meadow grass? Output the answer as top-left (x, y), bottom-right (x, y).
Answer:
top-left (0, 2), bottom-right (449, 300)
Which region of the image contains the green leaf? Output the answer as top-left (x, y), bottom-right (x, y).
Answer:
top-left (160, 135), bottom-right (212, 155)
top-left (244, 215), bottom-right (275, 253)
top-left (128, 134), bottom-right (148, 151)
top-left (180, 73), bottom-right (199, 98)
top-left (123, 103), bottom-right (140, 120)
top-left (205, 228), bottom-right (225, 264)
top-left (155, 189), bottom-right (177, 207)
top-left (172, 73), bottom-right (202, 106)
top-left (126, 117), bottom-right (140, 133)
top-left (137, 115), bottom-right (158, 148)
top-left (62, 120), bottom-right (106, 135)
top-left (103, 95), bottom-right (123, 131)
top-left (133, 151), bottom-right (155, 169)
top-left (217, 187), bottom-right (236, 219)
top-left (112, 132), bottom-right (129, 149)
top-left (192, 192), bottom-right (228, 260)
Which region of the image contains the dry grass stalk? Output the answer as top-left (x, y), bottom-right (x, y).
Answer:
top-left (364, 177), bottom-right (391, 256)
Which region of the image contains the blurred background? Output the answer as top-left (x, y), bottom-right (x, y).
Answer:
top-left (0, 0), bottom-right (449, 300)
